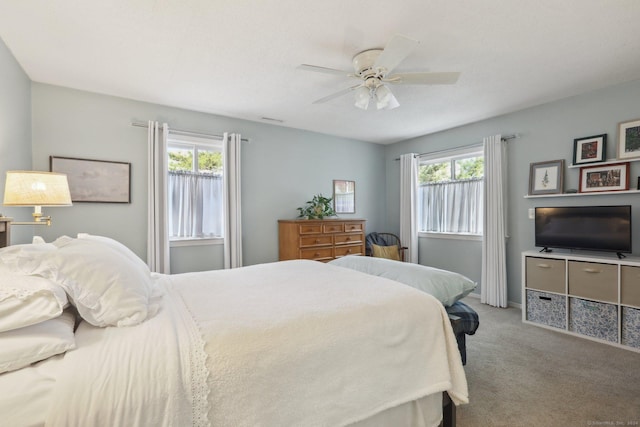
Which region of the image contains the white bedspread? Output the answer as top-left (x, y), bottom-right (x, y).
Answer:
top-left (45, 283), bottom-right (205, 427)
top-left (173, 260), bottom-right (467, 427)
top-left (45, 260), bottom-right (467, 427)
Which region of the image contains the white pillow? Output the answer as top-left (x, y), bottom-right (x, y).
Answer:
top-left (0, 265), bottom-right (68, 333)
top-left (0, 242), bottom-right (57, 272)
top-left (16, 236), bottom-right (156, 327)
top-left (329, 256), bottom-right (477, 306)
top-left (0, 311), bottom-right (76, 374)
top-left (77, 233), bottom-right (149, 272)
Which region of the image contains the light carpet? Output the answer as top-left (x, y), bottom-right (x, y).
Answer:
top-left (457, 296), bottom-right (640, 427)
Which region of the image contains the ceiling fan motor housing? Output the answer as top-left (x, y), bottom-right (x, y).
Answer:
top-left (352, 49), bottom-right (384, 78)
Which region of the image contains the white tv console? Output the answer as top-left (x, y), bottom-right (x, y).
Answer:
top-left (522, 250), bottom-right (640, 352)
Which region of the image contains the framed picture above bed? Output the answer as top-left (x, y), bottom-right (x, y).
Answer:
top-left (50, 156), bottom-right (131, 203)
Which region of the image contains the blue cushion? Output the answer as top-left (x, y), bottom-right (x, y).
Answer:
top-left (329, 256), bottom-right (477, 306)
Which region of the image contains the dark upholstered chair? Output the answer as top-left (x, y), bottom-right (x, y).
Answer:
top-left (365, 232), bottom-right (407, 262)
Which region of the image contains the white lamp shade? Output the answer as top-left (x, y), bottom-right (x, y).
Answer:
top-left (3, 171), bottom-right (72, 206)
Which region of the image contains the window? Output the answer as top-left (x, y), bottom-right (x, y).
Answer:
top-left (418, 147), bottom-right (484, 236)
top-left (167, 134), bottom-right (224, 241)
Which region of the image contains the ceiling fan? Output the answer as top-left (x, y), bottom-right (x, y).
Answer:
top-left (298, 34), bottom-right (460, 110)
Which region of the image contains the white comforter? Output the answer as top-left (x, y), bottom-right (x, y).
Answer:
top-left (46, 260), bottom-right (467, 427)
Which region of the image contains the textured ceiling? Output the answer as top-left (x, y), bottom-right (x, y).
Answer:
top-left (1, 1), bottom-right (640, 144)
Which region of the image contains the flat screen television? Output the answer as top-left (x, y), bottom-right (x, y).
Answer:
top-left (534, 205), bottom-right (632, 256)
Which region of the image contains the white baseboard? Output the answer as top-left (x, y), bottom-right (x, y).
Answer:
top-left (464, 291), bottom-right (521, 309)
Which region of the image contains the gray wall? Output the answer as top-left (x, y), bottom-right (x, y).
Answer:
top-left (0, 37), bottom-right (33, 244)
top-left (5, 34), bottom-right (640, 294)
top-left (385, 78), bottom-right (640, 304)
top-left (29, 84), bottom-right (386, 272)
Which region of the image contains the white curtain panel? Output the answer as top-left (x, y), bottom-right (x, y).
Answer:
top-left (400, 153), bottom-right (419, 264)
top-left (168, 171), bottom-right (224, 239)
top-left (223, 133), bottom-right (243, 269)
top-left (419, 179), bottom-right (483, 234)
top-left (147, 121), bottom-right (171, 274)
top-left (481, 134), bottom-right (508, 307)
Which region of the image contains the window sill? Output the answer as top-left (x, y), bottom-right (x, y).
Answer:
top-left (170, 237), bottom-right (224, 247)
top-left (418, 232), bottom-right (482, 241)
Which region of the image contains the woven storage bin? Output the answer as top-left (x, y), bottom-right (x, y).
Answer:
top-left (526, 290), bottom-right (565, 329)
top-left (622, 306), bottom-right (640, 349)
top-left (569, 297), bottom-right (618, 343)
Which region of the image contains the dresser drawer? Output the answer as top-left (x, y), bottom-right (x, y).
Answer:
top-left (526, 257), bottom-right (565, 293)
top-left (568, 261), bottom-right (617, 303)
top-left (300, 235), bottom-right (332, 247)
top-left (344, 222), bottom-right (364, 233)
top-left (298, 224), bottom-right (323, 235)
top-left (334, 244), bottom-right (363, 258)
top-left (334, 233), bottom-right (363, 245)
top-left (299, 247), bottom-right (333, 261)
top-left (323, 223), bottom-right (344, 233)
top-left (621, 265), bottom-right (640, 308)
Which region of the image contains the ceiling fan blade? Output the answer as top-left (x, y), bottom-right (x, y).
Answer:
top-left (384, 72), bottom-right (460, 85)
top-left (298, 64), bottom-right (353, 77)
top-left (312, 84), bottom-right (362, 104)
top-left (373, 34), bottom-right (419, 75)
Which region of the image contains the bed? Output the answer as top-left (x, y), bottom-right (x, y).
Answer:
top-left (328, 255), bottom-right (480, 365)
top-left (0, 235), bottom-right (470, 427)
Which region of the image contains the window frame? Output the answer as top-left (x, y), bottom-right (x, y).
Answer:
top-left (417, 145), bottom-right (484, 239)
top-left (167, 134), bottom-right (224, 246)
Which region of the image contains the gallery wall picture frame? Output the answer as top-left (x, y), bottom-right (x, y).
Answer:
top-left (579, 162), bottom-right (630, 193)
top-left (572, 134), bottom-right (606, 165)
top-left (617, 118), bottom-right (640, 160)
top-left (333, 179), bottom-right (355, 214)
top-left (529, 160), bottom-right (564, 195)
top-left (50, 156), bottom-right (131, 203)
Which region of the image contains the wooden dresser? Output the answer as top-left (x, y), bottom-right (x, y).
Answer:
top-left (278, 219), bottom-right (366, 262)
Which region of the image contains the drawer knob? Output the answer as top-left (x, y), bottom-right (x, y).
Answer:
top-left (537, 264), bottom-right (551, 269)
top-left (315, 239), bottom-right (320, 244)
top-left (346, 237), bottom-right (351, 241)
top-left (538, 296), bottom-right (552, 301)
top-left (583, 268), bottom-right (601, 274)
top-left (347, 249), bottom-right (352, 253)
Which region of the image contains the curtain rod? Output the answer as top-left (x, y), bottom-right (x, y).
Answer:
top-left (394, 134), bottom-right (519, 161)
top-left (130, 121), bottom-right (249, 142)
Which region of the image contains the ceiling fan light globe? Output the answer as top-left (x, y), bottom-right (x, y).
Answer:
top-left (354, 86), bottom-right (371, 110)
top-left (375, 85), bottom-right (392, 109)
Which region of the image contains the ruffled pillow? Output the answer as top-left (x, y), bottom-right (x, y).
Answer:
top-left (0, 265), bottom-right (68, 333)
top-left (0, 311), bottom-right (76, 374)
top-left (16, 236), bottom-right (158, 327)
top-left (77, 233), bottom-right (149, 273)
